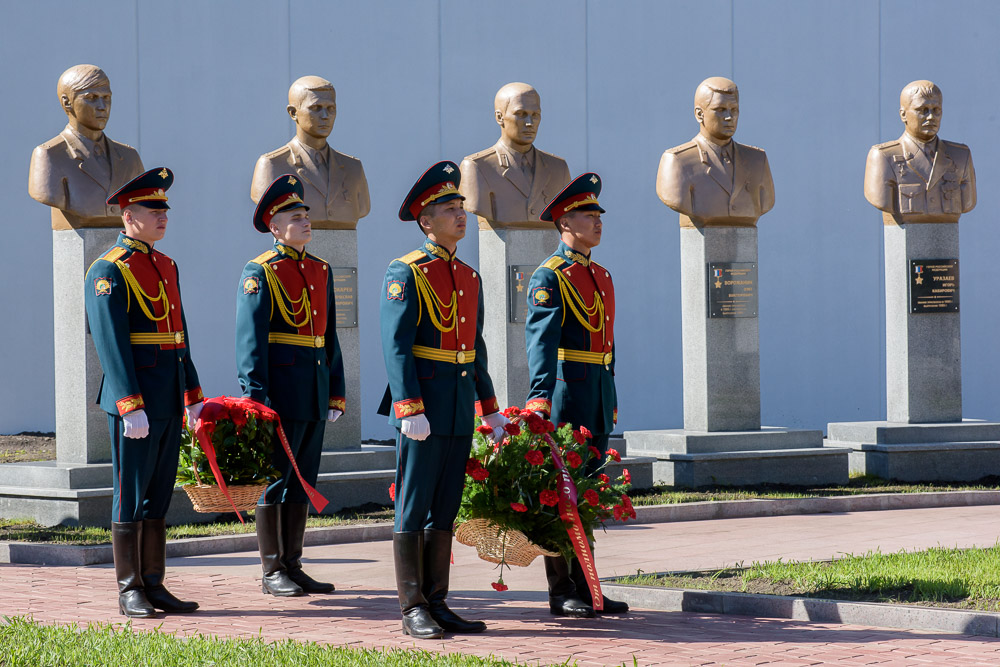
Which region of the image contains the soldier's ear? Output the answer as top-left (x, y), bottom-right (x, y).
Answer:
top-left (495, 109), bottom-right (504, 126)
top-left (694, 106), bottom-right (704, 124)
top-left (60, 94), bottom-right (73, 116)
top-left (287, 105), bottom-right (298, 122)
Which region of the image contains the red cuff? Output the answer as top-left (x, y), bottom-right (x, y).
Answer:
top-left (526, 398), bottom-right (551, 415)
top-left (329, 397), bottom-right (346, 412)
top-left (394, 398), bottom-right (425, 418)
top-left (184, 388), bottom-right (203, 406)
top-left (116, 394), bottom-right (145, 416)
top-left (475, 397), bottom-right (499, 416)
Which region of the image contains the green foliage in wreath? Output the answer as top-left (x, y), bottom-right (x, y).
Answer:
top-left (176, 415), bottom-right (279, 487)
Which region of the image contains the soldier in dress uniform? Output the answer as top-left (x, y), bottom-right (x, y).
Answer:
top-left (84, 167), bottom-right (203, 618)
top-left (524, 173), bottom-right (629, 617)
top-left (864, 80), bottom-right (976, 222)
top-left (236, 174), bottom-right (346, 598)
top-left (378, 161), bottom-right (508, 639)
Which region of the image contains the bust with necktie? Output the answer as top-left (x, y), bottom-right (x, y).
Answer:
top-left (251, 75), bottom-right (370, 230)
top-left (656, 76), bottom-right (775, 227)
top-left (29, 64), bottom-right (144, 228)
top-left (460, 82), bottom-right (571, 229)
top-left (864, 80), bottom-right (976, 223)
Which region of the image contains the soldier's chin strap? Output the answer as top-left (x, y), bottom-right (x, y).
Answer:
top-left (193, 396), bottom-right (330, 523)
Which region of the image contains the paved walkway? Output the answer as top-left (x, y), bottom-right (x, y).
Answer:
top-left (4, 505), bottom-right (1000, 665)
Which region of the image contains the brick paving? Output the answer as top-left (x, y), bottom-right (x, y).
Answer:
top-left (3, 505), bottom-right (1000, 665)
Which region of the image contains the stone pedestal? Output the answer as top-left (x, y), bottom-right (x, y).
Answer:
top-left (625, 220), bottom-right (847, 488)
top-left (827, 221), bottom-right (999, 481)
top-left (884, 222), bottom-right (961, 423)
top-left (478, 223), bottom-right (559, 409)
top-left (306, 229), bottom-right (361, 452)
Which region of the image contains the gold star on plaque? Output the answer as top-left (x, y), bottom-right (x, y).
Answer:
top-left (590, 175), bottom-right (599, 184)
top-left (287, 176), bottom-right (297, 186)
top-left (158, 169), bottom-right (169, 179)
top-left (443, 164), bottom-right (455, 174)
top-left (715, 280), bottom-right (722, 288)
top-left (516, 284), bottom-right (524, 292)
top-left (915, 276), bottom-right (923, 285)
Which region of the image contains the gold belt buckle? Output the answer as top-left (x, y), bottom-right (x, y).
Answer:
top-left (314, 336), bottom-right (323, 348)
top-left (173, 332), bottom-right (182, 344)
top-left (456, 351), bottom-right (466, 364)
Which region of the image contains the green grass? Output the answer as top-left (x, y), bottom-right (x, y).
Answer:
top-left (0, 616), bottom-right (565, 667)
top-left (627, 473), bottom-right (1000, 506)
top-left (0, 507), bottom-right (394, 546)
top-left (616, 545), bottom-right (1000, 611)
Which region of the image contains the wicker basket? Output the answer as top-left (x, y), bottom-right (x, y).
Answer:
top-left (455, 518), bottom-right (559, 567)
top-left (183, 482), bottom-right (266, 513)
top-left (181, 462), bottom-right (266, 513)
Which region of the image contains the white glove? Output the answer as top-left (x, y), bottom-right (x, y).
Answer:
top-left (123, 409), bottom-right (150, 439)
top-left (328, 409), bottom-right (343, 423)
top-left (400, 414), bottom-right (431, 441)
top-left (534, 411), bottom-right (546, 418)
top-left (481, 411), bottom-right (509, 442)
top-left (184, 401), bottom-right (203, 427)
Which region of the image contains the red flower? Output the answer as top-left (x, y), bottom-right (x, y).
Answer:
top-left (524, 450), bottom-right (545, 466)
top-left (539, 489), bottom-right (559, 506)
top-left (598, 473), bottom-right (611, 490)
top-left (557, 422), bottom-right (568, 428)
top-left (588, 445), bottom-right (601, 458)
top-left (572, 429), bottom-right (586, 445)
top-left (475, 424), bottom-right (493, 435)
top-left (607, 448), bottom-right (622, 463)
top-left (613, 505), bottom-right (624, 521)
top-left (471, 468), bottom-right (489, 481)
top-left (388, 483), bottom-right (396, 502)
top-left (622, 468), bottom-right (632, 484)
top-left (584, 489), bottom-right (600, 506)
top-left (466, 458), bottom-right (480, 474)
top-left (503, 422), bottom-right (522, 436)
top-left (580, 426), bottom-right (592, 439)
top-left (567, 451), bottom-right (583, 469)
top-left (511, 502), bottom-right (528, 512)
top-left (492, 580), bottom-right (509, 592)
top-left (523, 412), bottom-right (549, 434)
top-left (502, 406), bottom-right (521, 418)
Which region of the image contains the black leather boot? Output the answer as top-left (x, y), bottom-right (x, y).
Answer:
top-left (112, 521), bottom-right (156, 618)
top-left (394, 531), bottom-right (444, 639)
top-left (544, 555), bottom-right (595, 618)
top-left (280, 503), bottom-right (334, 594)
top-left (141, 518), bottom-right (198, 612)
top-left (255, 503), bottom-right (303, 597)
top-left (423, 529), bottom-right (485, 633)
top-left (571, 556), bottom-right (629, 614)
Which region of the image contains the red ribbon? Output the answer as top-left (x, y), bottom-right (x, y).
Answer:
top-left (544, 433), bottom-right (603, 611)
top-left (192, 396), bottom-right (329, 523)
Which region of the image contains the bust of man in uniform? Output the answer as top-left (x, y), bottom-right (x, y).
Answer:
top-left (459, 82), bottom-right (571, 229)
top-left (864, 80), bottom-right (975, 223)
top-left (656, 76), bottom-right (774, 227)
top-left (29, 64), bottom-right (144, 227)
top-left (251, 75), bottom-right (370, 229)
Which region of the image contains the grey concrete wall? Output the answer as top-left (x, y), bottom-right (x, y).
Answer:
top-left (2, 0), bottom-right (999, 440)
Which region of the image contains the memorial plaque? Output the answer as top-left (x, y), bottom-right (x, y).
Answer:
top-left (909, 259), bottom-right (959, 314)
top-left (508, 265), bottom-right (534, 323)
top-left (707, 262), bottom-right (758, 318)
top-left (331, 267), bottom-right (358, 327)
